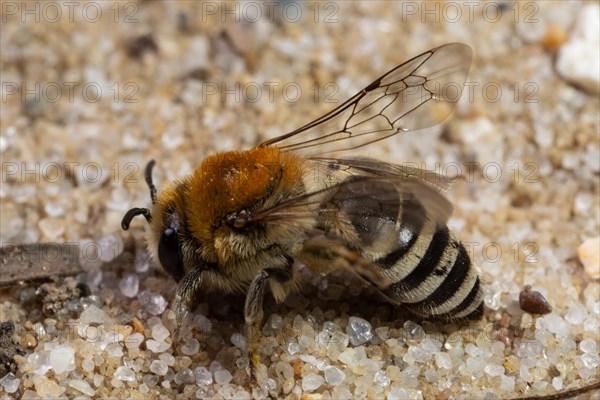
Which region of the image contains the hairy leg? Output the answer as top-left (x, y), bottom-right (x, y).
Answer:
top-left (244, 267), bottom-right (293, 383)
top-left (172, 267), bottom-right (205, 339)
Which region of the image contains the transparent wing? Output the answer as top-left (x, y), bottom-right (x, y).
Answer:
top-left (245, 168), bottom-right (453, 236)
top-left (259, 43), bottom-right (472, 156)
top-left (309, 156), bottom-right (453, 193)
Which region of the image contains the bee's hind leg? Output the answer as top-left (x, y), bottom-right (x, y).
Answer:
top-left (244, 267), bottom-right (293, 385)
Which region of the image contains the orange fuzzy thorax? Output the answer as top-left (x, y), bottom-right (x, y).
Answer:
top-left (185, 147), bottom-right (304, 244)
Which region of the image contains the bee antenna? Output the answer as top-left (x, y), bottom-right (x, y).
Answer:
top-left (121, 207), bottom-right (152, 230)
top-left (121, 160), bottom-right (158, 230)
top-left (145, 160), bottom-right (157, 204)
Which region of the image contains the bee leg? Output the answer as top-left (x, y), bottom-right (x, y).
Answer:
top-left (244, 270), bottom-right (268, 385)
top-left (244, 267), bottom-right (292, 385)
top-left (171, 267), bottom-right (205, 342)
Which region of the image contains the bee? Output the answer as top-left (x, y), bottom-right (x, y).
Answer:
top-left (122, 43), bottom-right (483, 372)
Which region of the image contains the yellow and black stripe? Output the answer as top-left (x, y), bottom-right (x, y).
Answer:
top-left (321, 176), bottom-right (483, 320)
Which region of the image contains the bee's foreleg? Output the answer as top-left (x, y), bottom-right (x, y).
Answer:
top-left (171, 267), bottom-right (206, 341)
top-left (244, 267), bottom-right (292, 384)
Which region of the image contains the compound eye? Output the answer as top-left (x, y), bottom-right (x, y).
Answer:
top-left (158, 227), bottom-right (184, 281)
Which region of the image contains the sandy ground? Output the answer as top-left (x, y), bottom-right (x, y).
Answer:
top-left (1, 1), bottom-right (599, 399)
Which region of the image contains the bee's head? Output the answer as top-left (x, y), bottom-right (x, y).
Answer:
top-left (122, 160), bottom-right (185, 281)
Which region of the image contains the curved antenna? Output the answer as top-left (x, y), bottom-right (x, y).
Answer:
top-left (121, 160), bottom-right (158, 230)
top-left (122, 207), bottom-right (152, 230)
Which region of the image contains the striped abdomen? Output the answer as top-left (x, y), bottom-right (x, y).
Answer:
top-left (320, 178), bottom-right (483, 320)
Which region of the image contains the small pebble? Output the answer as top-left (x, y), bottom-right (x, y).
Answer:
top-left (119, 274), bottom-right (140, 298)
top-left (324, 366), bottom-right (345, 386)
top-left (125, 332), bottom-right (144, 349)
top-left (132, 317), bottom-right (145, 334)
top-left (579, 367), bottom-right (594, 380)
top-left (580, 339), bottom-right (598, 354)
top-left (149, 360), bottom-right (168, 376)
top-left (105, 343), bottom-right (124, 358)
top-left (174, 368), bottom-right (195, 385)
top-left (49, 344), bottom-right (75, 374)
top-left (69, 379), bottom-right (95, 396)
top-left (519, 285), bottom-right (552, 314)
top-left (233, 390), bottom-right (251, 400)
top-left (484, 364), bottom-right (505, 377)
top-left (214, 369), bottom-right (233, 385)
top-left (374, 370), bottom-right (390, 387)
top-left (541, 25), bottom-right (567, 51)
top-left (195, 367), bottom-right (213, 385)
top-left (79, 305), bottom-right (109, 325)
top-left (405, 346), bottom-right (430, 363)
top-left (0, 373), bottom-right (20, 393)
top-left (491, 341), bottom-right (505, 355)
top-left (436, 388), bottom-right (452, 400)
top-left (138, 291), bottom-right (168, 315)
top-left (578, 237), bottom-right (600, 279)
top-left (347, 316), bottom-right (373, 346)
top-left (581, 354), bottom-right (600, 369)
top-left (403, 321), bottom-right (425, 341)
top-left (270, 314), bottom-right (283, 330)
top-left (301, 373), bottom-right (325, 392)
top-left (82, 358), bottom-right (95, 372)
top-left (21, 333), bottom-right (37, 348)
top-left (231, 333), bottom-right (246, 349)
top-left (114, 366), bottom-right (136, 382)
top-left (424, 368), bottom-right (438, 382)
top-left (151, 324), bottom-right (170, 342)
top-left (192, 314), bottom-right (213, 333)
top-left (32, 375), bottom-right (65, 397)
top-left (435, 352), bottom-right (453, 370)
top-left (544, 315), bottom-right (569, 336)
top-left (287, 340), bottom-right (300, 355)
top-left (516, 340), bottom-right (544, 358)
top-left (159, 353), bottom-right (175, 366)
top-left (387, 386), bottom-right (409, 400)
top-left (196, 387), bottom-right (214, 399)
top-left (552, 377), bottom-right (563, 390)
top-left (338, 348), bottom-right (356, 366)
top-left (565, 304), bottom-right (587, 325)
top-left (38, 218), bottom-right (65, 240)
top-left (556, 4), bottom-right (600, 94)
top-left (109, 324), bottom-right (133, 340)
top-left (500, 375), bottom-right (515, 392)
top-left (466, 357), bottom-right (485, 375)
top-left (143, 374), bottom-right (160, 387)
top-left (97, 234), bottom-right (124, 262)
top-left (181, 338), bottom-right (200, 355)
top-left (520, 365), bottom-right (532, 381)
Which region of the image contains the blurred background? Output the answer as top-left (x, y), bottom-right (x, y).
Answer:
top-left (1, 1), bottom-right (598, 399)
top-left (1, 1), bottom-right (598, 244)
